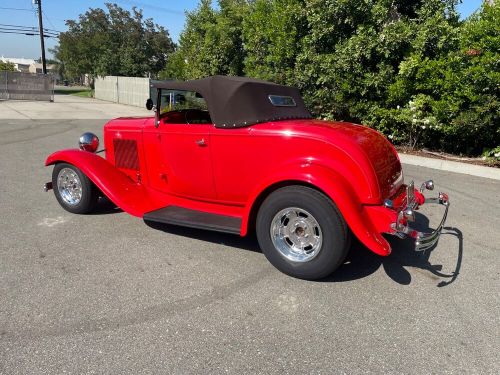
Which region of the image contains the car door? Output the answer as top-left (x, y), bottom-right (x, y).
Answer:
top-left (157, 117), bottom-right (216, 200)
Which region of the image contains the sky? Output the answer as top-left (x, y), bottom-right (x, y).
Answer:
top-left (0, 0), bottom-right (486, 60)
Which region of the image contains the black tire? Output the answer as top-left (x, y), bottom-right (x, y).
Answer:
top-left (52, 163), bottom-right (98, 214)
top-left (256, 186), bottom-right (350, 280)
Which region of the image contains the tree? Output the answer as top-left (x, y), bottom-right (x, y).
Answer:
top-left (242, 0), bottom-right (307, 84)
top-left (0, 61), bottom-right (16, 72)
top-left (161, 0), bottom-right (248, 80)
top-left (294, 0), bottom-right (461, 120)
top-left (55, 3), bottom-right (175, 83)
top-left (383, 1), bottom-right (500, 154)
top-left (164, 0), bottom-right (217, 79)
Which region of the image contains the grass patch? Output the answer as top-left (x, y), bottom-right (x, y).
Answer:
top-left (54, 88), bottom-right (94, 98)
top-left (72, 89), bottom-right (94, 98)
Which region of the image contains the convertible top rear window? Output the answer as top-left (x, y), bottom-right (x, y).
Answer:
top-left (268, 95), bottom-right (296, 107)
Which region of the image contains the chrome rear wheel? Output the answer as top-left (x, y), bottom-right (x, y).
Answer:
top-left (271, 207), bottom-right (323, 262)
top-left (256, 186), bottom-right (350, 280)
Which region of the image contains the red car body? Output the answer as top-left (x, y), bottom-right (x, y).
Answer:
top-left (45, 76), bottom-right (449, 279)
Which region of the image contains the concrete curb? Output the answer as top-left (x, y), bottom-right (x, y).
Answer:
top-left (399, 153), bottom-right (500, 181)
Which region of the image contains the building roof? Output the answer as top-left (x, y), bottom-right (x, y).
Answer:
top-left (32, 63), bottom-right (57, 70)
top-left (0, 57), bottom-right (36, 65)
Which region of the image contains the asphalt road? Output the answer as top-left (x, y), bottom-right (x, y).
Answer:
top-left (0, 97), bottom-right (499, 374)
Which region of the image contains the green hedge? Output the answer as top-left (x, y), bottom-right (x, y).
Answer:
top-left (162, 0), bottom-right (499, 158)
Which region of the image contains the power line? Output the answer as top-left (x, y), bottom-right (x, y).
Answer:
top-left (114, 0), bottom-right (184, 15)
top-left (0, 27), bottom-right (58, 36)
top-left (0, 30), bottom-right (57, 37)
top-left (41, 10), bottom-right (58, 31)
top-left (0, 23), bottom-right (61, 33)
top-left (0, 25), bottom-right (59, 37)
top-left (0, 23), bottom-right (59, 31)
top-left (0, 7), bottom-right (34, 12)
top-left (0, 24), bottom-right (38, 30)
top-left (0, 27), bottom-right (58, 35)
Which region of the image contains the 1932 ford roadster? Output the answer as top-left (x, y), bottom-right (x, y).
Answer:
top-left (44, 76), bottom-right (449, 280)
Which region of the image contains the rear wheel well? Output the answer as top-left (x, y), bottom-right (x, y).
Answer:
top-left (246, 181), bottom-right (332, 236)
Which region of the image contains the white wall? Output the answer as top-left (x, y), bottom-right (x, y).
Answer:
top-left (95, 76), bottom-right (150, 107)
top-left (94, 76), bottom-right (118, 103)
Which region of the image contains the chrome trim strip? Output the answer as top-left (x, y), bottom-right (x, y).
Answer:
top-left (406, 180), bottom-right (416, 208)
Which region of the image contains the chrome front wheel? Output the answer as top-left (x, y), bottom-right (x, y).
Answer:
top-left (52, 163), bottom-right (98, 214)
top-left (57, 168), bottom-right (83, 205)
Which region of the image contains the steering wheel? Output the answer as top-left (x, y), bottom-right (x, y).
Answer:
top-left (184, 109), bottom-right (211, 124)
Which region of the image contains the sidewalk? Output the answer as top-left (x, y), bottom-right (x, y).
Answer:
top-left (0, 94), bottom-right (150, 120)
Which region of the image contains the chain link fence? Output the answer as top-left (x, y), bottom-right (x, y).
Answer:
top-left (0, 71), bottom-right (54, 102)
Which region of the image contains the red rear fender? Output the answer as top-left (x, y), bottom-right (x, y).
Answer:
top-left (242, 163), bottom-right (391, 256)
top-left (45, 149), bottom-right (168, 217)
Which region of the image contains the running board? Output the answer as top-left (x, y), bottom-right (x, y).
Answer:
top-left (143, 206), bottom-right (241, 235)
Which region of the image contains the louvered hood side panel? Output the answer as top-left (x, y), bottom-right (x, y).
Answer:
top-left (113, 139), bottom-right (140, 170)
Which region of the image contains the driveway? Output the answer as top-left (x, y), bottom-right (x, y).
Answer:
top-left (0, 96), bottom-right (498, 374)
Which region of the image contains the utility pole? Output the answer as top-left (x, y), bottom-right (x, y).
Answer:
top-left (35, 0), bottom-right (47, 74)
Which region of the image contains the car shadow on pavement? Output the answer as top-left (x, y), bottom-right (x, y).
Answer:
top-left (144, 220), bottom-right (262, 253)
top-left (144, 212), bottom-right (462, 287)
top-left (87, 197), bottom-right (124, 215)
top-left (326, 213), bottom-right (463, 287)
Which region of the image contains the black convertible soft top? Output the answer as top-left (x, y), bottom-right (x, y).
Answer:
top-left (151, 75), bottom-right (311, 128)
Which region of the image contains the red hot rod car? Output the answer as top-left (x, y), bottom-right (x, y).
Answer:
top-left (44, 75), bottom-right (449, 280)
